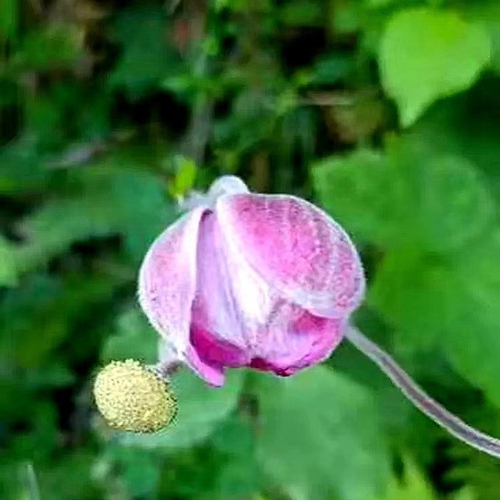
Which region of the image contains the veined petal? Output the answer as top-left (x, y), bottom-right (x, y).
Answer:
top-left (216, 193), bottom-right (365, 318)
top-left (185, 324), bottom-right (248, 387)
top-left (191, 209), bottom-right (346, 381)
top-left (138, 207), bottom-right (206, 359)
top-left (187, 212), bottom-right (253, 385)
top-left (249, 297), bottom-right (347, 376)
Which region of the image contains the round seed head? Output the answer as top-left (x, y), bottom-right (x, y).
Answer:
top-left (93, 359), bottom-right (177, 433)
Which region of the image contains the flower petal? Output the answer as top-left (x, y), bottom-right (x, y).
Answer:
top-left (186, 212), bottom-right (251, 385)
top-left (185, 324), bottom-right (247, 387)
top-left (207, 175), bottom-right (250, 201)
top-left (216, 194), bottom-right (365, 318)
top-left (249, 298), bottom-right (346, 376)
top-left (138, 207), bottom-right (206, 359)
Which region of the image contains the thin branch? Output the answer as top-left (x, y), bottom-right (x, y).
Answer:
top-left (346, 325), bottom-right (500, 459)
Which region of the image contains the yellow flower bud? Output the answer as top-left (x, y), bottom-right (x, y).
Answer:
top-left (93, 359), bottom-right (177, 433)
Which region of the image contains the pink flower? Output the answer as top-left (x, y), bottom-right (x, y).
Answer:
top-left (138, 176), bottom-right (365, 387)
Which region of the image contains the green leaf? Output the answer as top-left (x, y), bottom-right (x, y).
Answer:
top-left (0, 0), bottom-right (17, 39)
top-left (328, 0), bottom-right (360, 35)
top-left (312, 142), bottom-right (494, 252)
top-left (0, 274), bottom-right (116, 367)
top-left (23, 361), bottom-right (75, 389)
top-left (36, 451), bottom-right (102, 500)
top-left (111, 448), bottom-right (161, 498)
top-left (109, 6), bottom-right (183, 99)
top-left (441, 232), bottom-right (500, 407)
top-left (459, 1), bottom-right (500, 76)
top-left (379, 8), bottom-right (491, 126)
top-left (212, 456), bottom-right (260, 500)
top-left (0, 236), bottom-right (17, 286)
top-left (377, 458), bottom-right (436, 500)
top-left (453, 488), bottom-right (478, 500)
top-left (255, 366), bottom-right (390, 500)
top-left (0, 137), bottom-right (52, 195)
top-left (415, 155), bottom-right (495, 252)
top-left (312, 149), bottom-right (411, 247)
top-left (210, 418), bottom-right (261, 499)
top-left (13, 200), bottom-right (117, 277)
top-left (408, 83), bottom-right (500, 198)
top-left (280, 0), bottom-right (323, 27)
top-left (369, 250), bottom-right (455, 348)
top-left (101, 306), bottom-right (158, 364)
top-left (104, 168), bottom-right (177, 262)
top-left (15, 167), bottom-right (175, 271)
top-left (309, 54), bottom-right (355, 86)
top-left (370, 231), bottom-right (500, 408)
top-left (119, 368), bottom-right (245, 451)
top-left (13, 25), bottom-right (82, 71)
top-left (16, 197), bottom-right (119, 266)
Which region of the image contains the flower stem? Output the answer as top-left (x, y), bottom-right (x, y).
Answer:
top-left (346, 325), bottom-right (500, 459)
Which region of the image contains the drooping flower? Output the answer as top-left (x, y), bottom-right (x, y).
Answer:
top-left (138, 176), bottom-right (365, 387)
top-left (94, 176), bottom-right (500, 460)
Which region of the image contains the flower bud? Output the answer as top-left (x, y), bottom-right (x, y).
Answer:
top-left (93, 359), bottom-right (177, 433)
top-left (138, 176), bottom-right (364, 387)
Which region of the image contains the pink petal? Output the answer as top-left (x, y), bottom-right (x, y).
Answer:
top-left (185, 325), bottom-right (247, 387)
top-left (216, 194), bottom-right (365, 318)
top-left (138, 207), bottom-right (206, 359)
top-left (190, 207), bottom-right (346, 380)
top-left (184, 341), bottom-right (227, 387)
top-left (249, 298), bottom-right (347, 376)
top-left (186, 212), bottom-right (251, 385)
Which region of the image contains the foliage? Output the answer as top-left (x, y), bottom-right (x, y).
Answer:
top-left (1, 0), bottom-right (500, 499)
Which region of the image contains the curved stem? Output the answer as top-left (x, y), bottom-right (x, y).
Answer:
top-left (345, 325), bottom-right (500, 459)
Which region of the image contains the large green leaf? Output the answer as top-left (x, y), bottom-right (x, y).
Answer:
top-left (369, 250), bottom-right (455, 348)
top-left (119, 368), bottom-right (245, 451)
top-left (14, 167), bottom-right (175, 271)
top-left (459, 0), bottom-right (500, 76)
top-left (379, 8), bottom-right (490, 126)
top-left (210, 417), bottom-right (261, 499)
top-left (255, 366), bottom-right (390, 500)
top-left (108, 169), bottom-right (177, 262)
top-left (442, 232), bottom-right (500, 407)
top-left (409, 81), bottom-right (500, 199)
top-left (312, 143), bottom-right (494, 253)
top-left (312, 149), bottom-right (412, 247)
top-left (415, 155), bottom-right (495, 252)
top-left (371, 231), bottom-right (500, 408)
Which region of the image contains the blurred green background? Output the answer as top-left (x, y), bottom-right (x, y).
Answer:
top-left (1, 0), bottom-right (500, 499)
